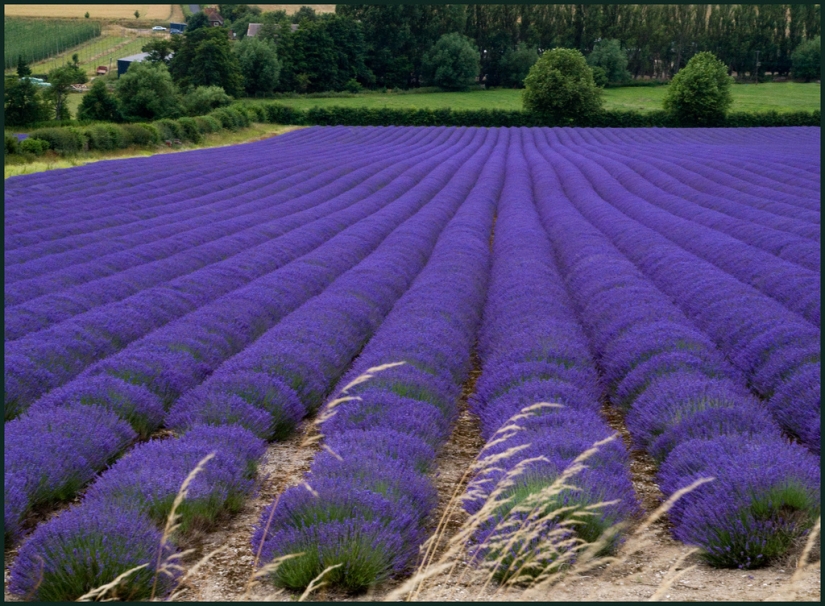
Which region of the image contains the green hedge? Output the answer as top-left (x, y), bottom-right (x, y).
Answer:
top-left (252, 103), bottom-right (820, 128)
top-left (5, 133), bottom-right (19, 155)
top-left (19, 138), bottom-right (50, 155)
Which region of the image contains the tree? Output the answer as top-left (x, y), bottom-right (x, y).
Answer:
top-left (77, 79), bottom-right (121, 122)
top-left (185, 11), bottom-right (210, 31)
top-left (792, 36), bottom-right (821, 82)
top-left (523, 48), bottom-right (603, 124)
top-left (142, 38), bottom-right (173, 66)
top-left (181, 85), bottom-right (232, 116)
top-left (234, 36), bottom-right (280, 96)
top-left (116, 61), bottom-right (182, 120)
top-left (45, 65), bottom-right (81, 120)
top-left (587, 38), bottom-right (631, 84)
top-left (663, 51), bottom-right (733, 126)
top-left (169, 27), bottom-right (244, 97)
top-left (134, 10), bottom-right (140, 20)
top-left (499, 43), bottom-right (539, 88)
top-left (16, 56), bottom-right (31, 78)
top-left (293, 6), bottom-right (318, 24)
top-left (4, 77), bottom-right (52, 126)
top-left (421, 32), bottom-right (480, 90)
top-left (85, 11), bottom-right (89, 18)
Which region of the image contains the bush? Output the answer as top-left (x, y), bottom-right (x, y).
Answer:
top-left (499, 43), bottom-right (540, 88)
top-left (242, 103), bottom-right (267, 122)
top-left (421, 33), bottom-right (481, 91)
top-left (176, 117), bottom-right (202, 143)
top-left (591, 66), bottom-right (609, 88)
top-left (153, 118), bottom-right (185, 141)
top-left (19, 138), bottom-right (50, 156)
top-left (26, 127), bottom-right (86, 153)
top-left (344, 78), bottom-right (363, 94)
top-left (5, 132), bottom-right (19, 155)
top-left (82, 124), bottom-right (125, 151)
top-left (77, 80), bottom-right (121, 122)
top-left (194, 115), bottom-right (222, 133)
top-left (210, 107), bottom-right (250, 130)
top-left (181, 85), bottom-right (232, 117)
top-left (263, 103), bottom-right (305, 125)
top-left (663, 51), bottom-right (733, 126)
top-left (792, 36), bottom-right (821, 82)
top-left (121, 123), bottom-right (160, 146)
top-left (523, 48), bottom-right (603, 124)
top-left (587, 39), bottom-right (631, 84)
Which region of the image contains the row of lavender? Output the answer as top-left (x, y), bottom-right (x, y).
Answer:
top-left (7, 128), bottom-right (499, 600)
top-left (5, 127), bottom-right (479, 543)
top-left (5, 126), bottom-right (820, 598)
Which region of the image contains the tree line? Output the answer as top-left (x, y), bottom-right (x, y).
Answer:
top-left (220, 3), bottom-right (820, 90)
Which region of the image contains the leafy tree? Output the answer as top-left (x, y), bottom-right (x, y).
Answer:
top-left (181, 85), bottom-right (232, 116)
top-left (499, 43), bottom-right (539, 88)
top-left (45, 65), bottom-right (82, 120)
top-left (523, 48), bottom-right (603, 124)
top-left (4, 77), bottom-right (52, 125)
top-left (169, 27), bottom-right (245, 97)
top-left (587, 38), bottom-right (631, 84)
top-left (16, 56), bottom-right (32, 78)
top-left (142, 38), bottom-right (173, 66)
top-left (134, 10), bottom-right (140, 20)
top-left (792, 36), bottom-right (821, 82)
top-left (116, 62), bottom-right (182, 121)
top-left (663, 51), bottom-right (733, 126)
top-left (421, 32), bottom-right (480, 90)
top-left (590, 65), bottom-right (608, 88)
top-left (77, 79), bottom-right (121, 122)
top-left (185, 11), bottom-right (210, 31)
top-left (218, 4), bottom-right (250, 23)
top-left (85, 11), bottom-right (89, 19)
top-left (234, 36), bottom-right (280, 96)
top-left (292, 6), bottom-right (318, 24)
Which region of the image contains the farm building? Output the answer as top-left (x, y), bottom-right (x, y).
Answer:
top-left (117, 52), bottom-right (173, 77)
top-left (247, 23), bottom-right (262, 37)
top-left (202, 7), bottom-right (224, 27)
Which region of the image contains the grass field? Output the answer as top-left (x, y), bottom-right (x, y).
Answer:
top-left (4, 5), bottom-right (175, 20)
top-left (251, 82), bottom-right (820, 114)
top-left (253, 4), bottom-right (336, 14)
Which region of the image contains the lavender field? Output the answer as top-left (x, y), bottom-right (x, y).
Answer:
top-left (4, 126), bottom-right (821, 600)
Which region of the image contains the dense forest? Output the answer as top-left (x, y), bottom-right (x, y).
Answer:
top-left (227, 4), bottom-right (821, 90)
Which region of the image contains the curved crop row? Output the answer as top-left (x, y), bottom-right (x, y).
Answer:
top-left (537, 129), bottom-right (821, 453)
top-left (5, 128), bottom-right (468, 419)
top-left (555, 142), bottom-right (821, 326)
top-left (4, 128), bottom-right (480, 538)
top-left (5, 128), bottom-right (444, 333)
top-left (524, 128), bottom-right (819, 568)
top-left (5, 128), bottom-right (419, 269)
top-left (464, 131), bottom-right (638, 580)
top-left (252, 129), bottom-right (507, 593)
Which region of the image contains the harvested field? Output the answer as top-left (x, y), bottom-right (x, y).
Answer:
top-left (4, 5), bottom-right (175, 20)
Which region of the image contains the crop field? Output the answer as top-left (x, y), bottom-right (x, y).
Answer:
top-left (254, 4), bottom-right (337, 14)
top-left (261, 82), bottom-right (821, 114)
top-left (3, 5), bottom-right (176, 20)
top-left (3, 17), bottom-right (102, 70)
top-left (3, 126), bottom-right (821, 601)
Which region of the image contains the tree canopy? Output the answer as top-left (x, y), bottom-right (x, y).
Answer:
top-left (522, 47), bottom-right (603, 124)
top-left (663, 51), bottom-right (734, 126)
top-left (421, 33), bottom-right (480, 90)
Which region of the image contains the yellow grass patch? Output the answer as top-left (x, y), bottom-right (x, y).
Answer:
top-left (4, 5), bottom-right (174, 20)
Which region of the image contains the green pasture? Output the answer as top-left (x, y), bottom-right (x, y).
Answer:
top-left (248, 82), bottom-right (820, 114)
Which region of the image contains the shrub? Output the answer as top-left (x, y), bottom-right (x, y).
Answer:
top-left (591, 66), bottom-right (609, 88)
top-left (176, 116), bottom-right (202, 143)
top-left (5, 132), bottom-right (19, 154)
top-left (194, 115), bottom-right (222, 133)
top-left (792, 36), bottom-right (821, 82)
top-left (664, 51), bottom-right (734, 126)
top-left (263, 102), bottom-right (305, 124)
top-left (121, 123), bottom-right (160, 146)
top-left (344, 78), bottom-right (363, 93)
top-left (26, 127), bottom-right (86, 153)
top-left (153, 118), bottom-right (184, 141)
top-left (523, 48), bottom-right (604, 125)
top-left (19, 138), bottom-right (50, 155)
top-left (77, 79), bottom-right (121, 122)
top-left (587, 39), bottom-right (631, 84)
top-left (82, 124), bottom-right (122, 151)
top-left (421, 33), bottom-right (481, 91)
top-left (243, 103), bottom-right (267, 122)
top-left (181, 85), bottom-right (232, 117)
top-left (499, 43), bottom-right (540, 88)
